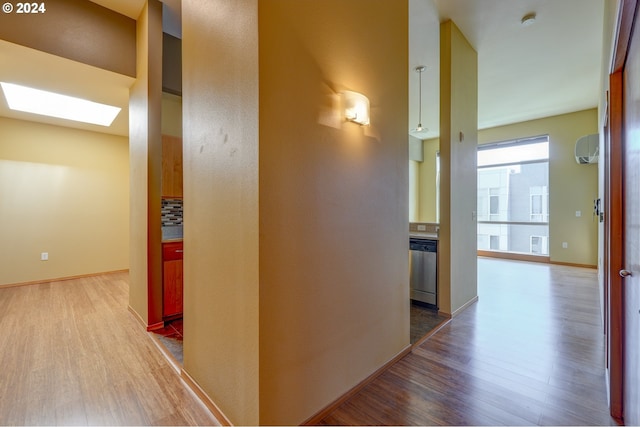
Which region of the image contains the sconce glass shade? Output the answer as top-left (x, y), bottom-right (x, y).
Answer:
top-left (342, 90), bottom-right (370, 126)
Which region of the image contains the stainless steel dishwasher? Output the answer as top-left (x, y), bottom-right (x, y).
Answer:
top-left (409, 237), bottom-right (437, 307)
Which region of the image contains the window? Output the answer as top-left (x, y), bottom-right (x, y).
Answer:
top-left (530, 235), bottom-right (548, 255)
top-left (489, 188), bottom-right (500, 218)
top-left (530, 186), bottom-right (548, 222)
top-left (490, 235), bottom-right (500, 250)
top-left (477, 136), bottom-right (549, 256)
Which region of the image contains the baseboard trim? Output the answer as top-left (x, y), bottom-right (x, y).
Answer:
top-left (478, 250), bottom-right (550, 264)
top-left (301, 344), bottom-right (412, 425)
top-left (131, 308), bottom-right (225, 426)
top-left (452, 295), bottom-right (479, 318)
top-left (0, 269), bottom-right (129, 289)
top-left (411, 316), bottom-right (452, 348)
top-left (550, 261), bottom-right (597, 269)
top-left (128, 305), bottom-right (166, 332)
top-left (128, 305), bottom-right (147, 328)
top-left (477, 252), bottom-right (597, 269)
top-left (181, 369), bottom-right (233, 426)
top-left (146, 321), bottom-right (165, 332)
top-left (146, 330), bottom-right (182, 374)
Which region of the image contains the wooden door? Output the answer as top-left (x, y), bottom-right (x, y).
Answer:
top-left (607, 71), bottom-right (624, 420)
top-left (622, 11), bottom-right (640, 423)
top-left (609, 0), bottom-right (640, 423)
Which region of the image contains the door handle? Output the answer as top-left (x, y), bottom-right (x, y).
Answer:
top-left (620, 269), bottom-right (633, 278)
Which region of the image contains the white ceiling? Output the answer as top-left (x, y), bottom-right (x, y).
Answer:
top-left (410, 0), bottom-right (606, 139)
top-left (0, 0), bottom-right (606, 139)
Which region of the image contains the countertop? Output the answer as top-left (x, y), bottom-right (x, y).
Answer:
top-left (162, 225), bottom-right (183, 242)
top-left (410, 232), bottom-right (439, 241)
top-left (409, 223), bottom-right (439, 240)
top-left (163, 238), bottom-right (183, 243)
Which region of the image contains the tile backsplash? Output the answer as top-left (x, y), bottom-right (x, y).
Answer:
top-left (162, 198), bottom-right (183, 226)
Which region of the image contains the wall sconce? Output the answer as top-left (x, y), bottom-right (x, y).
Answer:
top-left (342, 90), bottom-right (370, 126)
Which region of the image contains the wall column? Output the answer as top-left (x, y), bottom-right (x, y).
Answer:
top-left (438, 20), bottom-right (478, 315)
top-left (128, 0), bottom-right (163, 327)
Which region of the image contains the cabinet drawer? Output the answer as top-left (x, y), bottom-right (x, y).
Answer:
top-left (163, 242), bottom-right (183, 261)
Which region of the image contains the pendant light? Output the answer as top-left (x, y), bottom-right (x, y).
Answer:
top-left (410, 65), bottom-right (428, 138)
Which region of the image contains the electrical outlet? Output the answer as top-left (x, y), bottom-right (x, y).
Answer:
top-left (417, 224), bottom-right (426, 231)
top-left (562, 242), bottom-right (568, 249)
top-left (40, 252), bottom-right (48, 261)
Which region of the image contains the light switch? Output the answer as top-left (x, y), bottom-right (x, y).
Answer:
top-left (41, 252), bottom-right (48, 261)
top-left (576, 210), bottom-right (581, 217)
top-left (562, 242), bottom-right (568, 249)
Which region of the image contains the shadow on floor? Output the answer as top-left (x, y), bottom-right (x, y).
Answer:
top-left (410, 301), bottom-right (447, 344)
top-left (152, 319), bottom-right (184, 365)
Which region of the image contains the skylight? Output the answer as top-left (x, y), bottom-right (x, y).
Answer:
top-left (0, 82), bottom-right (121, 127)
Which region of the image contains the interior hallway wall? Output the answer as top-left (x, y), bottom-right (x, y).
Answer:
top-left (597, 0), bottom-right (620, 320)
top-left (0, 117), bottom-right (129, 286)
top-left (182, 0), bottom-right (409, 424)
top-left (128, 0), bottom-right (163, 326)
top-left (258, 0), bottom-right (409, 423)
top-left (181, 0), bottom-right (260, 424)
top-left (418, 137), bottom-right (440, 223)
top-left (439, 20), bottom-right (479, 316)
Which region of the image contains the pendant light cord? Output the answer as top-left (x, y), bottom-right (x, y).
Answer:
top-left (418, 70), bottom-right (422, 128)
top-left (415, 65), bottom-right (426, 131)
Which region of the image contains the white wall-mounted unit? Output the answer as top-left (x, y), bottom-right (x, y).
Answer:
top-left (575, 133), bottom-right (599, 164)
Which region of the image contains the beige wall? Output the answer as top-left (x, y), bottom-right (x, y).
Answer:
top-left (258, 1), bottom-right (408, 424)
top-left (182, 0), bottom-right (260, 424)
top-left (415, 110), bottom-right (599, 267)
top-left (439, 21), bottom-right (478, 316)
top-left (128, 0), bottom-right (163, 325)
top-left (479, 109), bottom-right (599, 266)
top-left (0, 117), bottom-right (129, 286)
top-left (0, 0), bottom-right (135, 77)
top-left (183, 0), bottom-right (408, 424)
top-left (161, 92), bottom-right (182, 138)
top-left (597, 0), bottom-right (619, 317)
top-left (409, 160), bottom-right (420, 221)
top-left (418, 137), bottom-right (440, 223)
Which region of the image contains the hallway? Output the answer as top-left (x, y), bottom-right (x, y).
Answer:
top-left (320, 258), bottom-right (618, 425)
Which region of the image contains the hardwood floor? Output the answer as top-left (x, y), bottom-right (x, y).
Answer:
top-left (0, 260), bottom-right (619, 425)
top-left (0, 272), bottom-right (219, 426)
top-left (320, 258), bottom-right (620, 425)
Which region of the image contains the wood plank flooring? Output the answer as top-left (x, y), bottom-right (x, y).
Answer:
top-left (0, 272), bottom-right (219, 426)
top-left (320, 258), bottom-right (620, 425)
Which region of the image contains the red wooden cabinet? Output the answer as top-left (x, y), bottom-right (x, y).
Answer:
top-left (162, 242), bottom-right (183, 318)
